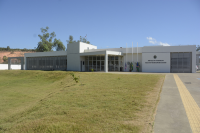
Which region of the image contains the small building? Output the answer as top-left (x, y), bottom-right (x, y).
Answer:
top-left (24, 42), bottom-right (197, 73)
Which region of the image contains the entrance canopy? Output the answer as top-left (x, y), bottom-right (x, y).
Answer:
top-left (80, 50), bottom-right (122, 72)
top-left (80, 50), bottom-right (122, 56)
top-left (8, 57), bottom-right (24, 70)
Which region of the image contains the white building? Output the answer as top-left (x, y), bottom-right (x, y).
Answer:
top-left (24, 42), bottom-right (197, 73)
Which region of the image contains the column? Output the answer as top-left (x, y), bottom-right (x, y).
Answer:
top-left (21, 57), bottom-right (24, 70)
top-left (104, 53), bottom-right (108, 72)
top-left (24, 56), bottom-right (27, 70)
top-left (8, 58), bottom-right (11, 70)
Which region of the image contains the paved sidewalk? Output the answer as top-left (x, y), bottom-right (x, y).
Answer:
top-left (154, 74), bottom-right (192, 133)
top-left (177, 73), bottom-right (200, 108)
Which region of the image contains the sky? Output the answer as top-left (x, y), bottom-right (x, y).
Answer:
top-left (0, 0), bottom-right (200, 50)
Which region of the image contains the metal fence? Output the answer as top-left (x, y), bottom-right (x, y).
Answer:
top-left (26, 56), bottom-right (67, 70)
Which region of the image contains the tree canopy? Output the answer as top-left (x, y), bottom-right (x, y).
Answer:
top-left (66, 35), bottom-right (90, 45)
top-left (7, 46), bottom-right (10, 51)
top-left (3, 56), bottom-right (8, 63)
top-left (54, 39), bottom-right (65, 51)
top-left (36, 27), bottom-right (66, 52)
top-left (79, 36), bottom-right (90, 44)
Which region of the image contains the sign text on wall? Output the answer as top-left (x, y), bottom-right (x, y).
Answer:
top-left (145, 60), bottom-right (166, 64)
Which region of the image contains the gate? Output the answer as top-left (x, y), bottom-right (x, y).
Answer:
top-left (170, 52), bottom-right (192, 73)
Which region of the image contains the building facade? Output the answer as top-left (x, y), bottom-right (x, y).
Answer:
top-left (24, 42), bottom-right (197, 73)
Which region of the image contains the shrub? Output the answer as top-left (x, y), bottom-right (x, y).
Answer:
top-left (70, 73), bottom-right (79, 83)
top-left (10, 51), bottom-right (14, 54)
top-left (3, 56), bottom-right (8, 62)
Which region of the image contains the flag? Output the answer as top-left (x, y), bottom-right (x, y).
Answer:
top-left (131, 62), bottom-right (133, 71)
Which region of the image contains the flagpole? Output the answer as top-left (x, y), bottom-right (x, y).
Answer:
top-left (126, 43), bottom-right (127, 72)
top-left (137, 42), bottom-right (138, 63)
top-left (132, 42), bottom-right (133, 72)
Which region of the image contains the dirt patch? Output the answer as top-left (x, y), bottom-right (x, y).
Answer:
top-left (0, 51), bottom-right (35, 63)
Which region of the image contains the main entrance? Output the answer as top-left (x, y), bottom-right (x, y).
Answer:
top-left (84, 55), bottom-right (123, 72)
top-left (170, 52), bottom-right (192, 73)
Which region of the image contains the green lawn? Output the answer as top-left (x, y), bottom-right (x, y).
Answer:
top-left (0, 70), bottom-right (164, 133)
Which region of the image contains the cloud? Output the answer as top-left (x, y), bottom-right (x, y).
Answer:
top-left (146, 37), bottom-right (157, 44)
top-left (159, 42), bottom-right (170, 46)
top-left (146, 37), bottom-right (170, 46)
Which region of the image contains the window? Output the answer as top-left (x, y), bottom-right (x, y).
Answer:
top-left (97, 56), bottom-right (100, 60)
top-left (101, 56), bottom-right (105, 60)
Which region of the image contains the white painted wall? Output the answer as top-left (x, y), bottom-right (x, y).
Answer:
top-left (107, 51), bottom-right (122, 55)
top-left (0, 64), bottom-right (25, 70)
top-left (67, 54), bottom-right (80, 71)
top-left (142, 53), bottom-right (170, 73)
top-left (67, 42), bottom-right (80, 71)
top-left (84, 47), bottom-right (143, 54)
top-left (67, 42), bottom-right (96, 71)
top-left (67, 42), bottom-right (97, 54)
top-left (67, 42), bottom-right (80, 54)
top-left (79, 42), bottom-right (97, 53)
top-left (142, 45), bottom-right (196, 73)
top-left (25, 51), bottom-right (67, 57)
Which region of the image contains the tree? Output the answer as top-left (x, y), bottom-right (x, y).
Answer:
top-left (69, 35), bottom-right (73, 43)
top-left (66, 35), bottom-right (74, 44)
top-left (54, 39), bottom-right (66, 51)
top-left (196, 45), bottom-right (200, 51)
top-left (36, 27), bottom-right (65, 52)
top-left (66, 35), bottom-right (91, 48)
top-left (3, 56), bottom-right (8, 63)
top-left (78, 36), bottom-right (90, 44)
top-left (7, 46), bottom-right (10, 51)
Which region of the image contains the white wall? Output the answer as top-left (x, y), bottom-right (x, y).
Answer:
top-left (142, 45), bottom-right (196, 73)
top-left (67, 42), bottom-right (97, 71)
top-left (67, 54), bottom-right (80, 71)
top-left (84, 47), bottom-right (143, 54)
top-left (67, 42), bottom-right (80, 54)
top-left (67, 42), bottom-right (80, 71)
top-left (0, 64), bottom-right (25, 70)
top-left (25, 51), bottom-right (67, 57)
top-left (79, 42), bottom-right (97, 53)
top-left (67, 42), bottom-right (97, 54)
top-left (142, 53), bottom-right (170, 73)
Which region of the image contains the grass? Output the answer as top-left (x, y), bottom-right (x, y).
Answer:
top-left (0, 70), bottom-right (165, 133)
